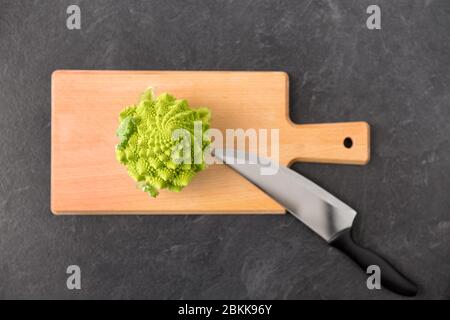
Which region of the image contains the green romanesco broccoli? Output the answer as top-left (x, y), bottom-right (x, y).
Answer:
top-left (115, 88), bottom-right (211, 197)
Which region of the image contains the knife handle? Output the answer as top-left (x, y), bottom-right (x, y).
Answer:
top-left (330, 228), bottom-right (418, 296)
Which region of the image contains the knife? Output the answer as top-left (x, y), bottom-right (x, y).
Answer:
top-left (214, 148), bottom-right (418, 296)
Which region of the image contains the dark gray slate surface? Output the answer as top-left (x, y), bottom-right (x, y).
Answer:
top-left (0, 0), bottom-right (449, 299)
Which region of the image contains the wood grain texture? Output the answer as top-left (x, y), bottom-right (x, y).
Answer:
top-left (51, 70), bottom-right (370, 214)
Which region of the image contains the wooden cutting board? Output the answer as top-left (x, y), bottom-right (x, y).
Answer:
top-left (51, 70), bottom-right (369, 214)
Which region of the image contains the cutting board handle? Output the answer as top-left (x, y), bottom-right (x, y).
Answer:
top-left (282, 121), bottom-right (370, 165)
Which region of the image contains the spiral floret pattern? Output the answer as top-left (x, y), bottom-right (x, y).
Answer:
top-left (116, 89), bottom-right (211, 197)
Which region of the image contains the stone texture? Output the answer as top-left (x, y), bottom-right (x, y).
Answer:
top-left (0, 0), bottom-right (449, 299)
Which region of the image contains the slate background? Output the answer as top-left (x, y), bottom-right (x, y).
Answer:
top-left (0, 0), bottom-right (449, 299)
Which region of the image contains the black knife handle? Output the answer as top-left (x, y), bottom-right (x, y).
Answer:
top-left (330, 228), bottom-right (418, 296)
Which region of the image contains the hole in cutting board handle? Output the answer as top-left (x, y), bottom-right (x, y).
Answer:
top-left (343, 137), bottom-right (353, 149)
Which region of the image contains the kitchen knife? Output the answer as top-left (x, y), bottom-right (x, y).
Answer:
top-left (214, 148), bottom-right (418, 296)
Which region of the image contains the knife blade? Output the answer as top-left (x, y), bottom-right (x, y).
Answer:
top-left (214, 148), bottom-right (418, 296)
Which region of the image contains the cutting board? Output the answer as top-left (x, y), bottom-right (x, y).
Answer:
top-left (51, 70), bottom-right (370, 214)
